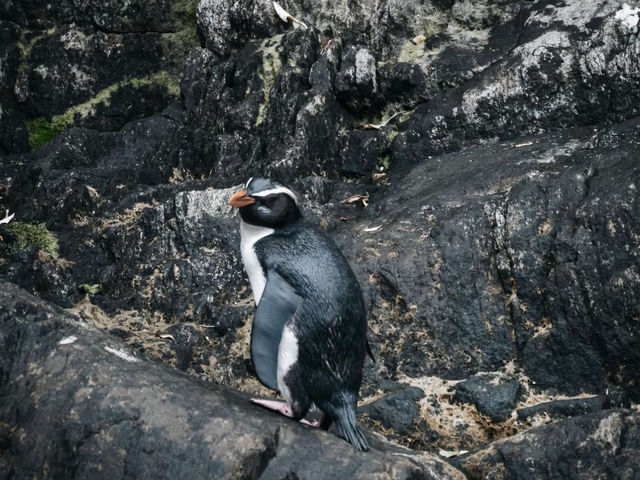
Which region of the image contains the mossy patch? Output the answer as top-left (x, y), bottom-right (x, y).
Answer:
top-left (26, 117), bottom-right (65, 151)
top-left (2, 222), bottom-right (59, 257)
top-left (164, 0), bottom-right (200, 60)
top-left (26, 71), bottom-right (180, 151)
top-left (172, 0), bottom-right (199, 44)
top-left (173, 0), bottom-right (198, 26)
top-left (128, 71), bottom-right (181, 97)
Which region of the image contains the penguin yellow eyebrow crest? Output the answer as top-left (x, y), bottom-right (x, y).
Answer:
top-left (229, 189), bottom-right (256, 208)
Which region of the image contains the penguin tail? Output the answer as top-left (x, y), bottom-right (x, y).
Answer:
top-left (332, 395), bottom-right (369, 452)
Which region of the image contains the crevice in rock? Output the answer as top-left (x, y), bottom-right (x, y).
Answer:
top-left (245, 425), bottom-right (280, 480)
top-left (492, 193), bottom-right (523, 366)
top-left (581, 166), bottom-right (598, 203)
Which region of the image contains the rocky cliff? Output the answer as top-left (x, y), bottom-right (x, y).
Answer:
top-left (1, 0), bottom-right (639, 478)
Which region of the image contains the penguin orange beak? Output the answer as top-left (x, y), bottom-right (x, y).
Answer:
top-left (229, 189), bottom-right (256, 208)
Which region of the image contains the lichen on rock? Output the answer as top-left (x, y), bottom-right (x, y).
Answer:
top-left (255, 34), bottom-right (284, 126)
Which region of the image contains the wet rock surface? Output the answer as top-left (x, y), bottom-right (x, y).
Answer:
top-left (516, 395), bottom-right (606, 421)
top-left (0, 282), bottom-right (463, 480)
top-left (361, 381), bottom-right (426, 438)
top-left (452, 374), bottom-right (521, 422)
top-left (454, 409), bottom-right (640, 480)
top-left (1, 0), bottom-right (640, 477)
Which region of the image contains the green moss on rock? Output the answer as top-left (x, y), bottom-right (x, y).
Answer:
top-left (3, 222), bottom-right (59, 257)
top-left (162, 0), bottom-right (200, 64)
top-left (25, 71), bottom-right (180, 151)
top-left (172, 0), bottom-right (199, 46)
top-left (26, 117), bottom-right (64, 151)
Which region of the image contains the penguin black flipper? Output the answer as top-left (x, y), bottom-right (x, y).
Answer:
top-left (250, 269), bottom-right (302, 390)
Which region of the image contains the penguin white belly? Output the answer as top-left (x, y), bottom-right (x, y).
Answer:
top-left (240, 220), bottom-right (274, 304)
top-left (277, 324), bottom-right (298, 403)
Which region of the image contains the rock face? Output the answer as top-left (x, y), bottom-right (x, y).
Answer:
top-left (0, 282), bottom-right (463, 479)
top-left (1, 0), bottom-right (640, 477)
top-left (454, 409), bottom-right (640, 480)
top-left (452, 373), bottom-right (520, 422)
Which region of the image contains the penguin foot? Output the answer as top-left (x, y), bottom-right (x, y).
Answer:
top-left (250, 398), bottom-right (320, 427)
top-left (300, 418), bottom-right (321, 427)
top-left (250, 398), bottom-right (292, 415)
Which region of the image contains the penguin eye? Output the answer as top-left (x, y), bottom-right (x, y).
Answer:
top-left (264, 196), bottom-right (277, 208)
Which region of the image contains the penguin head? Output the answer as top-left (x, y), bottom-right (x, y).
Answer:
top-left (228, 177), bottom-right (302, 228)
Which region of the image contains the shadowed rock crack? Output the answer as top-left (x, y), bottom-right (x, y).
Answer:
top-left (250, 425), bottom-right (280, 480)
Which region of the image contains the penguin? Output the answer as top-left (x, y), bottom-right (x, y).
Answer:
top-left (228, 177), bottom-right (370, 451)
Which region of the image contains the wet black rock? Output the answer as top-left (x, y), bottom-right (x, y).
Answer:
top-left (378, 62), bottom-right (431, 107)
top-left (394, 1), bottom-right (640, 162)
top-left (164, 322), bottom-right (209, 371)
top-left (1, 0), bottom-right (640, 474)
top-left (8, 115), bottom-right (179, 227)
top-left (339, 129), bottom-right (386, 178)
top-left (1, 0), bottom-right (175, 32)
top-left (361, 381), bottom-right (425, 436)
top-left (0, 21), bottom-right (28, 153)
top-left (341, 119), bottom-right (640, 404)
top-left (196, 0), bottom-right (281, 58)
top-left (0, 281), bottom-right (464, 480)
top-left (451, 0), bottom-right (503, 29)
top-left (455, 409), bottom-right (640, 480)
top-left (335, 46), bottom-right (379, 112)
top-left (0, 0), bottom-right (195, 155)
top-left (93, 182), bottom-right (244, 326)
top-left (452, 374), bottom-right (520, 422)
top-left (517, 396), bottom-right (606, 421)
top-left (0, 247), bottom-right (78, 308)
top-left (25, 26), bottom-right (168, 120)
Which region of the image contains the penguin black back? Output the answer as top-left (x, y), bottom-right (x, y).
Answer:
top-left (229, 177), bottom-right (370, 451)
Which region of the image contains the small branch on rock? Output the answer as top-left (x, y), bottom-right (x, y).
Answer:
top-left (342, 194), bottom-right (369, 207)
top-left (439, 449), bottom-right (469, 458)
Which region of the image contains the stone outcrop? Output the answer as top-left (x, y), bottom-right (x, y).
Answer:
top-left (0, 282), bottom-right (463, 479)
top-left (1, 0), bottom-right (639, 477)
top-left (454, 409), bottom-right (640, 480)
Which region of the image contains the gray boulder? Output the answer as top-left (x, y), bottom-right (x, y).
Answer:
top-left (0, 281), bottom-right (463, 480)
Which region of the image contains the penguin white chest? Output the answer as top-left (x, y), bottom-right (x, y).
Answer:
top-left (240, 220), bottom-right (274, 305)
